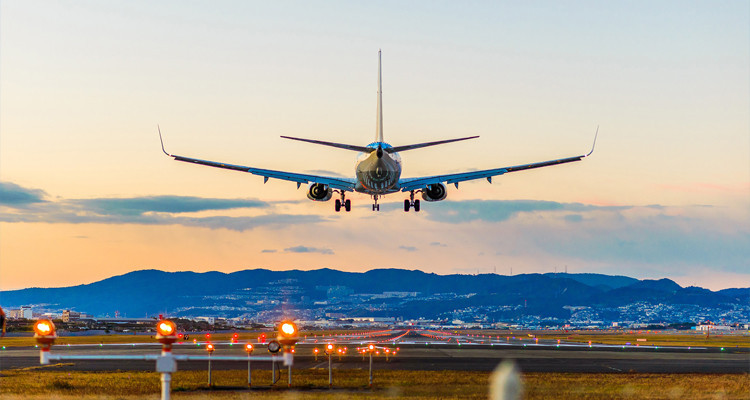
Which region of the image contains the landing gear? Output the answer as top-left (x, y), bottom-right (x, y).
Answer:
top-left (334, 192), bottom-right (351, 212)
top-left (372, 195), bottom-right (380, 211)
top-left (404, 191), bottom-right (421, 212)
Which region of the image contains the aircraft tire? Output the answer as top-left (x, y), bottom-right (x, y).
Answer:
top-left (414, 200), bottom-right (421, 212)
top-left (404, 200), bottom-right (410, 212)
top-left (345, 199), bottom-right (351, 212)
top-left (335, 199), bottom-right (342, 212)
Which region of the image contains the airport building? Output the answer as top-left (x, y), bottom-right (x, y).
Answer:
top-left (694, 324), bottom-right (733, 331)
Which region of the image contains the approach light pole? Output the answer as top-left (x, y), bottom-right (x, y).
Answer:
top-left (206, 342), bottom-right (215, 386)
top-left (277, 320), bottom-right (299, 388)
top-left (245, 343), bottom-right (254, 386)
top-left (155, 319), bottom-right (178, 400)
top-left (325, 343), bottom-right (334, 388)
top-left (368, 343), bottom-right (375, 387)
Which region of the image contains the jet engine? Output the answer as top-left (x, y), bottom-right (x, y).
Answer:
top-left (421, 183), bottom-right (447, 202)
top-left (307, 183), bottom-right (333, 201)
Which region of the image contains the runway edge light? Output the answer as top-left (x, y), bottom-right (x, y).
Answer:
top-left (155, 319), bottom-right (178, 353)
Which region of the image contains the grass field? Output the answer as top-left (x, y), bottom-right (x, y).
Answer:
top-left (1, 368), bottom-right (747, 399)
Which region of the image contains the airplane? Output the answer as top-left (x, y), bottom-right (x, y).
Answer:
top-left (159, 50), bottom-right (597, 213)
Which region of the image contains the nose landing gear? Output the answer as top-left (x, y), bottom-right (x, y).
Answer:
top-left (404, 191), bottom-right (420, 212)
top-left (372, 195), bottom-right (380, 211)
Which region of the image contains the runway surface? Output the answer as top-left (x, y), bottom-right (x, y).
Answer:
top-left (2, 330), bottom-right (747, 374)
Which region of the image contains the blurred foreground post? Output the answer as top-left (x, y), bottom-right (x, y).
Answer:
top-left (489, 360), bottom-right (521, 400)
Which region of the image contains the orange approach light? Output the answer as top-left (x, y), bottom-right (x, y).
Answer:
top-left (368, 344), bottom-right (375, 351)
top-left (156, 320), bottom-right (176, 337)
top-left (245, 343), bottom-right (254, 353)
top-left (277, 320), bottom-right (299, 348)
top-left (279, 321), bottom-right (297, 337)
top-left (206, 343), bottom-right (215, 353)
top-left (34, 319), bottom-right (56, 337)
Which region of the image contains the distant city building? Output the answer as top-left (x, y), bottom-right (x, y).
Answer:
top-left (62, 310), bottom-right (81, 322)
top-left (350, 317), bottom-right (395, 323)
top-left (695, 324), bottom-right (733, 331)
top-left (327, 286), bottom-right (353, 299)
top-left (9, 306), bottom-right (33, 320)
top-left (195, 317), bottom-right (216, 325)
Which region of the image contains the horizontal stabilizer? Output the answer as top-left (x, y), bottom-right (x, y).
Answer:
top-left (280, 136), bottom-right (372, 153)
top-left (387, 136), bottom-right (479, 153)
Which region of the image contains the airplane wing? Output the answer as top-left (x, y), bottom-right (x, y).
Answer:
top-left (398, 131), bottom-right (597, 192)
top-left (159, 129), bottom-right (356, 192)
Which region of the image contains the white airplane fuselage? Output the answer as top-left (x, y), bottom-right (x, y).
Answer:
top-left (354, 142), bottom-right (402, 194)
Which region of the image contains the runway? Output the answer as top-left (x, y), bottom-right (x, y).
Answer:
top-left (2, 330), bottom-right (747, 374)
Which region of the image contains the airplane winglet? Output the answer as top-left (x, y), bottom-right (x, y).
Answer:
top-left (158, 125), bottom-right (172, 156)
top-left (585, 126), bottom-right (598, 157)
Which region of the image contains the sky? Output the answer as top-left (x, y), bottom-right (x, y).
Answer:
top-left (1, 1), bottom-right (748, 292)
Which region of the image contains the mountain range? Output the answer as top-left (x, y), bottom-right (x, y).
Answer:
top-left (1, 269), bottom-right (747, 322)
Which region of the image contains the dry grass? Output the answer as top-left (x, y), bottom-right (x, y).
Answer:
top-left (1, 368), bottom-right (748, 399)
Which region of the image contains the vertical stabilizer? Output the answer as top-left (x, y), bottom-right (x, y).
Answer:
top-left (375, 50), bottom-right (384, 143)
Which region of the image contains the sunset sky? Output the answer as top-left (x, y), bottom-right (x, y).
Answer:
top-left (1, 1), bottom-right (748, 292)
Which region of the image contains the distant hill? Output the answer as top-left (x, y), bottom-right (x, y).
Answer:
top-left (543, 272), bottom-right (638, 290)
top-left (0, 268), bottom-right (745, 320)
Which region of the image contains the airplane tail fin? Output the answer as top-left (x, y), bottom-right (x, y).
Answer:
top-left (376, 49), bottom-right (383, 143)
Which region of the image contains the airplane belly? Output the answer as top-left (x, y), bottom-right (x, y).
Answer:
top-left (356, 156), bottom-right (401, 194)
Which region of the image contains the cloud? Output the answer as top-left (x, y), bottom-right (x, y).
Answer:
top-left (73, 196), bottom-right (268, 216)
top-left (426, 200), bottom-right (614, 223)
top-left (261, 249), bottom-right (277, 253)
top-left (0, 182), bottom-right (48, 207)
top-left (284, 246), bottom-right (334, 255)
top-left (430, 242), bottom-right (447, 247)
top-left (399, 246), bottom-right (418, 252)
top-left (0, 182), bottom-right (324, 231)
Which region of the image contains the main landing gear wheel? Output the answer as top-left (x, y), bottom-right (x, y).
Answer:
top-left (403, 199), bottom-right (421, 212)
top-left (404, 192), bottom-right (421, 212)
top-left (372, 195), bottom-right (380, 211)
top-left (334, 193), bottom-right (351, 212)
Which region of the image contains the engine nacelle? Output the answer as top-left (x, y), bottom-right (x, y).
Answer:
top-left (421, 183), bottom-right (447, 202)
top-left (307, 183), bottom-right (332, 201)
